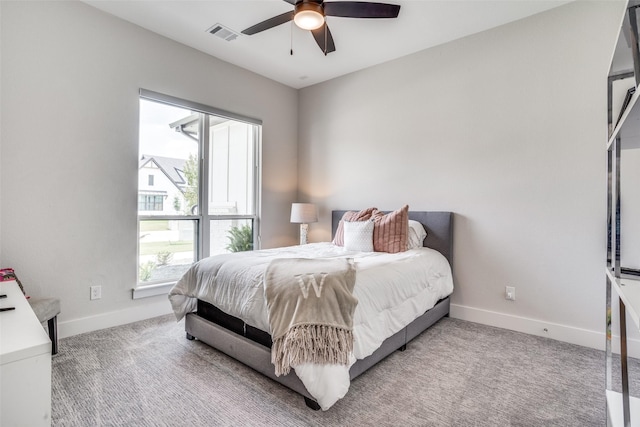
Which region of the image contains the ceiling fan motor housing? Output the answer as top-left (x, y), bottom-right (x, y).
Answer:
top-left (295, 1), bottom-right (324, 15)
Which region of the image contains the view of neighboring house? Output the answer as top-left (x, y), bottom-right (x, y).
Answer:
top-left (138, 154), bottom-right (196, 285)
top-left (138, 155), bottom-right (190, 216)
top-left (136, 112), bottom-right (257, 286)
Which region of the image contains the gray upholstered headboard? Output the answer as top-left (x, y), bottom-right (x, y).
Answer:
top-left (331, 210), bottom-right (453, 267)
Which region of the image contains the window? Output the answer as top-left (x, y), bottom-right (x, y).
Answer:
top-left (138, 194), bottom-right (164, 211)
top-left (136, 90), bottom-right (261, 294)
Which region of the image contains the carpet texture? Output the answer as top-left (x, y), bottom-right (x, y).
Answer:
top-left (52, 315), bottom-right (640, 426)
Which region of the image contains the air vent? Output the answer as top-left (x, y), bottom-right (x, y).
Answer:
top-left (207, 24), bottom-right (239, 42)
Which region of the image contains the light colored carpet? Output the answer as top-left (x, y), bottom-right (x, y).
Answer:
top-left (52, 315), bottom-right (639, 426)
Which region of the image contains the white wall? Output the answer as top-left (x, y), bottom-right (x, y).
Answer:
top-left (0, 1), bottom-right (298, 336)
top-left (298, 1), bottom-right (627, 352)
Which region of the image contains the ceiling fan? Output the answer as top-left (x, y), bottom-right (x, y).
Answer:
top-left (241, 0), bottom-right (401, 55)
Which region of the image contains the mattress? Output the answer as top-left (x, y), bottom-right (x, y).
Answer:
top-left (169, 242), bottom-right (453, 409)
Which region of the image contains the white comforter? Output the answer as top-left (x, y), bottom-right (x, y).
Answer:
top-left (169, 242), bottom-right (453, 410)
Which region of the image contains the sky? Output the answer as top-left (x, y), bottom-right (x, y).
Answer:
top-left (139, 99), bottom-right (197, 160)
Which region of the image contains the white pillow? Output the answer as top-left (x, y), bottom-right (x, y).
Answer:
top-left (407, 220), bottom-right (428, 249)
top-left (343, 220), bottom-right (374, 252)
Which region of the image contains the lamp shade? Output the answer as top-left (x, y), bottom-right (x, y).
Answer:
top-left (290, 203), bottom-right (318, 224)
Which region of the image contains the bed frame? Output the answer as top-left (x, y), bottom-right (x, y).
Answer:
top-left (184, 210), bottom-right (453, 410)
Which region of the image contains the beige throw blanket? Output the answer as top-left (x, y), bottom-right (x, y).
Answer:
top-left (264, 257), bottom-right (358, 377)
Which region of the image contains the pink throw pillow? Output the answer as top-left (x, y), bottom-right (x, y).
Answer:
top-left (333, 207), bottom-right (377, 246)
top-left (372, 205), bottom-right (409, 253)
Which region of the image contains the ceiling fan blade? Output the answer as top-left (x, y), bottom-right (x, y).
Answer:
top-left (311, 23), bottom-right (336, 55)
top-left (324, 2), bottom-right (400, 18)
top-left (282, 0), bottom-right (296, 4)
top-left (241, 11), bottom-right (294, 35)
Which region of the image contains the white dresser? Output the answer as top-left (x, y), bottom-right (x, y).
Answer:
top-left (0, 280), bottom-right (52, 426)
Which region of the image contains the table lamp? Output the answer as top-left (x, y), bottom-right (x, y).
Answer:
top-left (290, 203), bottom-right (318, 245)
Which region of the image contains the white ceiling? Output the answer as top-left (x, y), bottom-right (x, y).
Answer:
top-left (84, 0), bottom-right (571, 89)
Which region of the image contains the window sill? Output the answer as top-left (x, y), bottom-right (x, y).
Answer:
top-left (132, 282), bottom-right (175, 299)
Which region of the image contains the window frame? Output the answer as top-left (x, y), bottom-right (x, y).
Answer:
top-left (133, 89), bottom-right (262, 299)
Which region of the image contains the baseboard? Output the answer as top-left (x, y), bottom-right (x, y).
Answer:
top-left (58, 300), bottom-right (640, 358)
top-left (58, 299), bottom-right (174, 339)
top-left (450, 303), bottom-right (640, 359)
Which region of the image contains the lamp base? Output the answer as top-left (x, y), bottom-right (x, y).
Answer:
top-left (299, 223), bottom-right (309, 245)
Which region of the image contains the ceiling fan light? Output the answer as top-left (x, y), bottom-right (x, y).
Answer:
top-left (294, 3), bottom-right (325, 30)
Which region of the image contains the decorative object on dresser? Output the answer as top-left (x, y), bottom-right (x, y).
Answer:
top-left (169, 209), bottom-right (454, 410)
top-left (290, 203), bottom-right (318, 245)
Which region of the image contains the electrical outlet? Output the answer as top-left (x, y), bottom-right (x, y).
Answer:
top-left (505, 286), bottom-right (515, 301)
top-left (90, 285), bottom-right (102, 300)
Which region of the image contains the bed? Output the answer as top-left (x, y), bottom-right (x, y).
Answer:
top-left (169, 210), bottom-right (454, 410)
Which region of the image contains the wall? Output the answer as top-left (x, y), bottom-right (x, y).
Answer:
top-left (0, 1), bottom-right (298, 336)
top-left (298, 1), bottom-right (627, 352)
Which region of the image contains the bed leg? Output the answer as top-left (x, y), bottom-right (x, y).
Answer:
top-left (186, 333), bottom-right (195, 340)
top-left (398, 344), bottom-right (407, 352)
top-left (304, 397), bottom-right (321, 411)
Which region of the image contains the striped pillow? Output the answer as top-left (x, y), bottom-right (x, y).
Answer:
top-left (333, 207), bottom-right (377, 246)
top-left (372, 205), bottom-right (409, 253)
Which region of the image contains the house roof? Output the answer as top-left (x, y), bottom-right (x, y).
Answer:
top-left (139, 155), bottom-right (187, 189)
